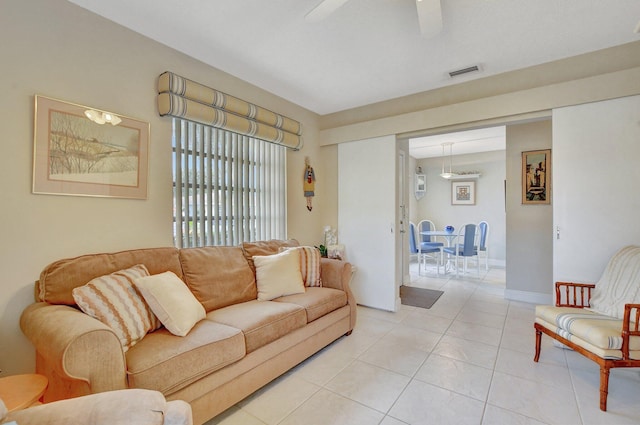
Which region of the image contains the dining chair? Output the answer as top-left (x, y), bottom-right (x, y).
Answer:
top-left (417, 220), bottom-right (444, 250)
top-left (478, 221), bottom-right (490, 271)
top-left (408, 221), bottom-right (418, 262)
top-left (411, 221), bottom-right (441, 275)
top-left (417, 219), bottom-right (443, 275)
top-left (442, 223), bottom-right (479, 277)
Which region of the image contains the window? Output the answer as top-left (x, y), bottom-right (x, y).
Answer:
top-left (173, 118), bottom-right (286, 248)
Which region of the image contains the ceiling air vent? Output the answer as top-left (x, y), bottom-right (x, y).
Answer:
top-left (448, 65), bottom-right (481, 78)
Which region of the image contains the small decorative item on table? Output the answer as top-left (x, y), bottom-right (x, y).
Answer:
top-left (445, 225), bottom-right (455, 233)
top-left (327, 244), bottom-right (345, 260)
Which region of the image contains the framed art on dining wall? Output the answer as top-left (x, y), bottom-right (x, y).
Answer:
top-left (522, 149), bottom-right (551, 205)
top-left (33, 95), bottom-right (149, 199)
top-left (451, 181), bottom-right (475, 205)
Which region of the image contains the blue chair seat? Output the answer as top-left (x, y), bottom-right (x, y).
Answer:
top-left (421, 241), bottom-right (443, 250)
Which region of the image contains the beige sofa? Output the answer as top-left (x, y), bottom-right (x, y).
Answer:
top-left (20, 240), bottom-right (356, 425)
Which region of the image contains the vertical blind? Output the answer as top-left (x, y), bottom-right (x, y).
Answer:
top-left (173, 118), bottom-right (286, 248)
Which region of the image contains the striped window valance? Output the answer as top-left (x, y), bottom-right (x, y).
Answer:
top-left (157, 71), bottom-right (303, 150)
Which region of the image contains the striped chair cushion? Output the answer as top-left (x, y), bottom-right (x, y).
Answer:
top-left (536, 305), bottom-right (640, 352)
top-left (72, 264), bottom-right (161, 352)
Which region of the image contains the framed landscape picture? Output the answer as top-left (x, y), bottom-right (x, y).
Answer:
top-left (33, 95), bottom-right (149, 199)
top-left (451, 181), bottom-right (475, 205)
top-left (522, 149), bottom-right (551, 204)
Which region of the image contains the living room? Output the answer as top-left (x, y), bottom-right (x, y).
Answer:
top-left (2, 1), bottom-right (640, 423)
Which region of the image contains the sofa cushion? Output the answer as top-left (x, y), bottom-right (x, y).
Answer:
top-left (72, 264), bottom-right (161, 352)
top-left (241, 239), bottom-right (299, 273)
top-left (254, 249), bottom-right (305, 301)
top-left (37, 247), bottom-right (182, 305)
top-left (274, 287), bottom-right (347, 323)
top-left (206, 300), bottom-right (306, 353)
top-left (126, 320), bottom-right (245, 395)
top-left (134, 271), bottom-right (206, 337)
top-left (536, 305), bottom-right (640, 353)
top-left (179, 246), bottom-right (257, 312)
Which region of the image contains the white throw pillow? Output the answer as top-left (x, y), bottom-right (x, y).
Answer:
top-left (134, 271), bottom-right (206, 336)
top-left (254, 249), bottom-right (305, 301)
top-left (281, 246), bottom-right (323, 287)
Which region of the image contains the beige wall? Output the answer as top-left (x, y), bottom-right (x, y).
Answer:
top-left (505, 121), bottom-right (553, 302)
top-left (0, 0), bottom-right (323, 375)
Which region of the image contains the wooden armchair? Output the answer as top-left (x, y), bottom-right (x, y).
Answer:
top-left (534, 246), bottom-right (640, 412)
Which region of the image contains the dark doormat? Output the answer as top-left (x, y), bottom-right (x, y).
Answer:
top-left (400, 285), bottom-right (444, 309)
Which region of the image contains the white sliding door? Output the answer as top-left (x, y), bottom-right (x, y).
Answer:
top-left (338, 136), bottom-right (397, 311)
top-left (553, 95), bottom-right (640, 284)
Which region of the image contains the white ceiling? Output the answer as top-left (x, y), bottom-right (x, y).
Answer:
top-left (68, 0), bottom-right (640, 116)
top-left (410, 126), bottom-right (506, 159)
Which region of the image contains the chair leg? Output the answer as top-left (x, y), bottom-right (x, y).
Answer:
top-left (534, 328), bottom-right (542, 362)
top-left (485, 248), bottom-right (489, 271)
top-left (600, 367), bottom-right (610, 411)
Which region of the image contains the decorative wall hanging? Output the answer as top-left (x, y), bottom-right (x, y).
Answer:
top-left (522, 149), bottom-right (551, 204)
top-left (304, 156), bottom-right (315, 211)
top-left (157, 71), bottom-right (303, 150)
top-left (451, 181), bottom-right (475, 205)
top-left (33, 95), bottom-right (149, 199)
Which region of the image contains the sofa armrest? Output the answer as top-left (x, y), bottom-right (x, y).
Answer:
top-left (20, 303), bottom-right (127, 401)
top-left (554, 281), bottom-right (595, 308)
top-left (320, 258), bottom-right (356, 330)
top-left (6, 389), bottom-right (191, 425)
top-left (320, 258), bottom-right (351, 291)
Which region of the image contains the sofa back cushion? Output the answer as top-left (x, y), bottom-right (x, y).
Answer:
top-left (37, 247), bottom-right (182, 305)
top-left (241, 239), bottom-right (299, 273)
top-left (179, 246), bottom-right (256, 311)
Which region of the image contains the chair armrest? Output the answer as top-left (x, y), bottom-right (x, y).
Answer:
top-left (320, 258), bottom-right (356, 330)
top-left (20, 303), bottom-right (127, 401)
top-left (554, 281), bottom-right (595, 308)
top-left (6, 389), bottom-right (191, 425)
top-left (621, 303), bottom-right (640, 360)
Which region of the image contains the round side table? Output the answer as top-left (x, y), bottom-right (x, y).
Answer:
top-left (0, 374), bottom-right (48, 412)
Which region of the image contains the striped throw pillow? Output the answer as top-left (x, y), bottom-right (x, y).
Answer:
top-left (285, 246), bottom-right (322, 287)
top-left (72, 264), bottom-right (161, 352)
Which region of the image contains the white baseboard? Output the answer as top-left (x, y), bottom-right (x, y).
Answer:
top-left (504, 289), bottom-right (552, 305)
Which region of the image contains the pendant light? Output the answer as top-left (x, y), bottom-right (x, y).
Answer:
top-left (440, 142), bottom-right (455, 179)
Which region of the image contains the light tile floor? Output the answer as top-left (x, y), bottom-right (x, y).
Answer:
top-left (206, 262), bottom-right (640, 425)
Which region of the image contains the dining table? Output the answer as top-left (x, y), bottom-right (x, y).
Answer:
top-left (420, 230), bottom-right (459, 274)
top-left (420, 230), bottom-right (458, 247)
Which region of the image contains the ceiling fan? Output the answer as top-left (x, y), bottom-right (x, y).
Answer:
top-left (305, 0), bottom-right (443, 38)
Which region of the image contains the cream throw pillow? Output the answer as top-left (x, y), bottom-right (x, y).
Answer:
top-left (134, 271), bottom-right (206, 336)
top-left (254, 249), bottom-right (305, 301)
top-left (72, 264), bottom-right (161, 352)
top-left (281, 246), bottom-right (323, 287)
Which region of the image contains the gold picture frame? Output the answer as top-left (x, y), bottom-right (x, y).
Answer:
top-left (33, 95), bottom-right (149, 199)
top-left (451, 181), bottom-right (475, 205)
top-left (522, 149), bottom-right (551, 204)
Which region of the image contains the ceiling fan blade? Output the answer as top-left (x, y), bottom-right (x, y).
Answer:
top-left (305, 0), bottom-right (350, 22)
top-left (416, 0), bottom-right (443, 38)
